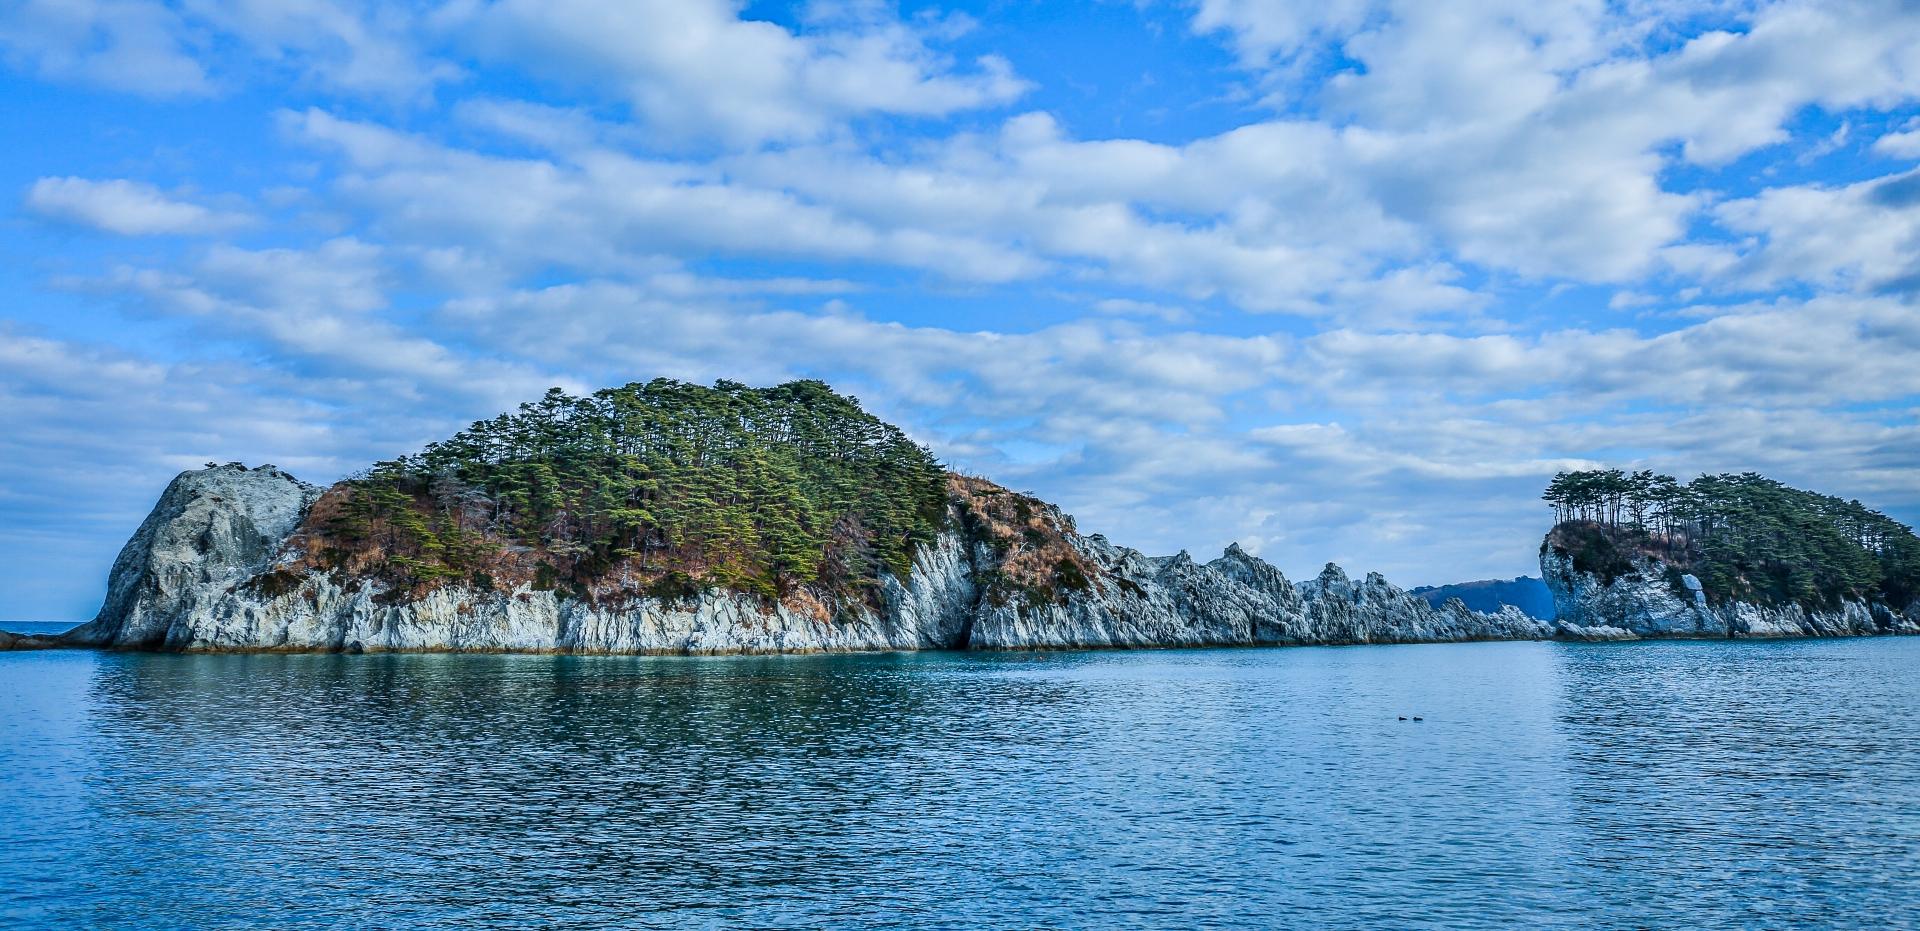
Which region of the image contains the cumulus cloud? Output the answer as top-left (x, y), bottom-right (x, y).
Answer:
top-left (186, 0), bottom-right (457, 97)
top-left (24, 177), bottom-right (253, 235)
top-left (0, 0), bottom-right (208, 95)
top-left (0, 0), bottom-right (453, 98)
top-left (1190, 0), bottom-right (1380, 66)
top-left (452, 0), bottom-right (1028, 146)
top-left (285, 109), bottom-right (1047, 283)
top-left (1181, 0), bottom-right (1920, 282)
top-left (1877, 129), bottom-right (1920, 159)
top-left (1714, 169), bottom-right (1920, 293)
top-left (95, 238), bottom-right (559, 404)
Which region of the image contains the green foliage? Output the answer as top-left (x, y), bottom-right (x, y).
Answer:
top-left (323, 379), bottom-right (949, 600)
top-left (1543, 469), bottom-right (1920, 609)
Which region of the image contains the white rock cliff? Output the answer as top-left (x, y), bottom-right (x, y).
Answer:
top-left (56, 464), bottom-right (1552, 654)
top-left (1540, 543), bottom-right (1920, 641)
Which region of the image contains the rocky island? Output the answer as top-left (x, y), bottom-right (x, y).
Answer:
top-left (1540, 469), bottom-right (1920, 639)
top-left (38, 380), bottom-right (1546, 654)
top-left (16, 381), bottom-right (1919, 654)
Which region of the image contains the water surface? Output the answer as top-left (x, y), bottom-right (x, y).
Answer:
top-left (3, 637), bottom-right (1916, 929)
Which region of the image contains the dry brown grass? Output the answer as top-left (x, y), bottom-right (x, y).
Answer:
top-left (270, 473), bottom-right (1104, 616)
top-left (947, 474), bottom-right (1099, 605)
top-left (284, 485), bottom-right (543, 596)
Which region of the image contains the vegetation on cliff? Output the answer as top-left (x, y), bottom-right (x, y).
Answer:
top-left (947, 474), bottom-right (1101, 609)
top-left (1541, 469), bottom-right (1920, 609)
top-left (290, 379), bottom-right (948, 605)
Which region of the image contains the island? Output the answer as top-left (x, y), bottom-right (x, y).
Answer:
top-left (1540, 469), bottom-right (1920, 639)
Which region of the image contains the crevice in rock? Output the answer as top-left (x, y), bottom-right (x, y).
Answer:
top-left (951, 535), bottom-right (984, 651)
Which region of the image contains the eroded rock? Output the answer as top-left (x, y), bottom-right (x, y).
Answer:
top-left (1540, 538), bottom-right (1917, 640)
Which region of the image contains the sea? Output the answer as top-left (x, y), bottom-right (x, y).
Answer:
top-left (2, 623), bottom-right (1916, 929)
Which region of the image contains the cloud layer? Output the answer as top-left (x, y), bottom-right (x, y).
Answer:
top-left (2, 0), bottom-right (1918, 619)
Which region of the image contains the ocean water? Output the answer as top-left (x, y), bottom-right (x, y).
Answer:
top-left (1, 636), bottom-right (1916, 930)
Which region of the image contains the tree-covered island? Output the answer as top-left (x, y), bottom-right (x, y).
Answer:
top-left (277, 380), bottom-right (949, 607)
top-left (269, 378), bottom-right (1095, 615)
top-left (1542, 469), bottom-right (1920, 610)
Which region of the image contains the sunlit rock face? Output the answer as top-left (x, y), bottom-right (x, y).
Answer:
top-left (64, 464), bottom-right (1551, 654)
top-left (1540, 541), bottom-right (1920, 642)
top-left (63, 463), bottom-right (323, 650)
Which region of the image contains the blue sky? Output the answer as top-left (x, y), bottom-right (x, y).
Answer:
top-left (4, 0), bottom-right (1920, 620)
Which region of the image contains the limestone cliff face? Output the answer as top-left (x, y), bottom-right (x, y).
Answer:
top-left (64, 464), bottom-right (323, 649)
top-left (63, 464), bottom-right (1550, 654)
top-left (1540, 544), bottom-right (1920, 641)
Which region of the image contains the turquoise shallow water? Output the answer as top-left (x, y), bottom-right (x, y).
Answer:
top-left (2, 636), bottom-right (1917, 929)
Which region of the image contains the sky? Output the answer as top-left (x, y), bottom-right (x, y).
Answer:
top-left (3, 0), bottom-right (1920, 621)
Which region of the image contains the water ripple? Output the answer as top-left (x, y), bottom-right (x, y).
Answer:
top-left (2, 639), bottom-right (1917, 929)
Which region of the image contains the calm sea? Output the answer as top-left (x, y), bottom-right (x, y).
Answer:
top-left (2, 632), bottom-right (1916, 929)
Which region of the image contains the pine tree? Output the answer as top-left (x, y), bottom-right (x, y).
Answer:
top-left (324, 379), bottom-right (952, 604)
top-left (1542, 467), bottom-right (1920, 609)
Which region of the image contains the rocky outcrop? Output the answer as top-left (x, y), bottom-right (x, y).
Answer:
top-left (51, 464), bottom-right (1555, 655)
top-left (63, 463), bottom-right (323, 649)
top-left (1541, 544), bottom-right (1920, 641)
top-left (967, 540), bottom-right (1548, 650)
top-left (0, 630), bottom-right (63, 651)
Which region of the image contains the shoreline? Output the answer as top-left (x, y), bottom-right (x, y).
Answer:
top-left (9, 626), bottom-right (1914, 657)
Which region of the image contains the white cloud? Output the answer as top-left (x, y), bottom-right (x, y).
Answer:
top-left (0, 0), bottom-right (454, 99)
top-left (1873, 124), bottom-right (1920, 159)
top-left (1190, 0), bottom-right (1380, 66)
top-left (452, 0), bottom-right (1028, 147)
top-left (0, 0), bottom-right (207, 95)
top-left (437, 279), bottom-right (1287, 426)
top-left (183, 0), bottom-right (457, 97)
top-left (454, 98), bottom-right (615, 153)
top-left (1178, 0), bottom-right (1920, 283)
top-left (24, 177), bottom-right (253, 236)
top-left (99, 238), bottom-right (561, 399)
top-left (1090, 298), bottom-right (1194, 323)
top-left (1713, 169), bottom-right (1920, 292)
top-left (287, 109), bottom-right (1047, 283)
top-left (1299, 295), bottom-right (1920, 409)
